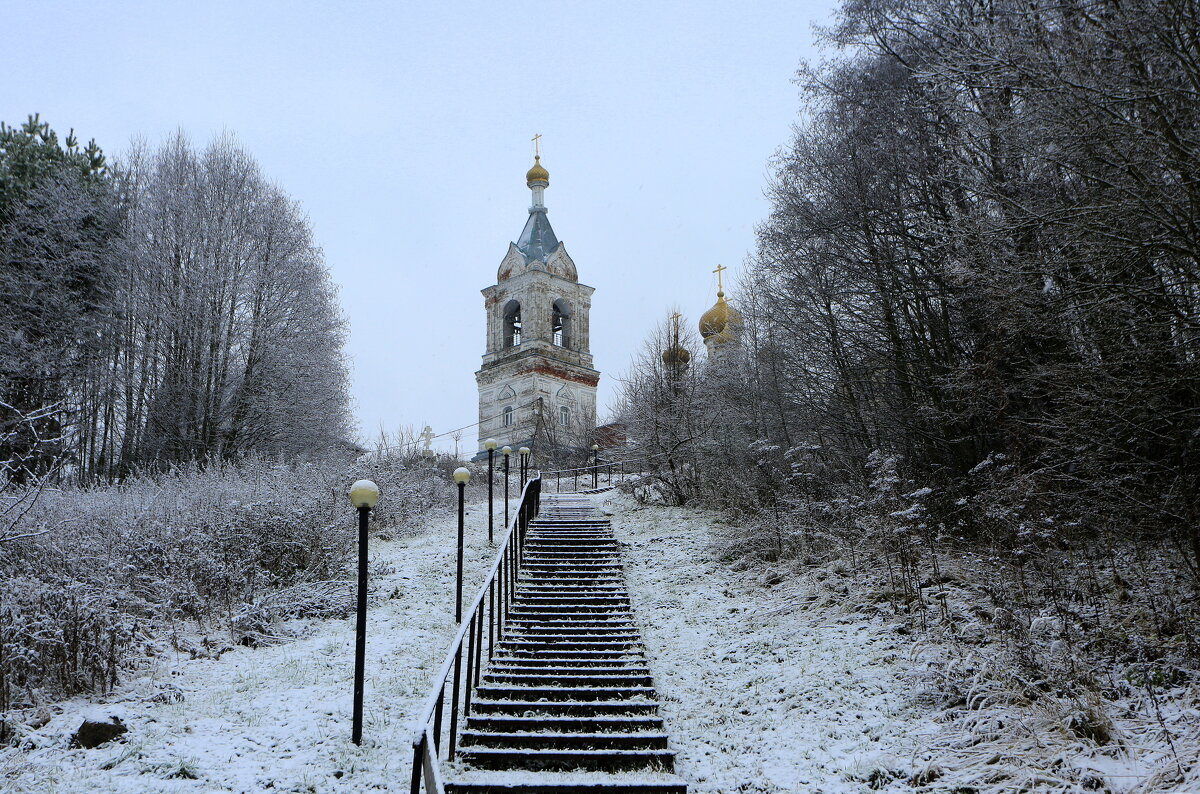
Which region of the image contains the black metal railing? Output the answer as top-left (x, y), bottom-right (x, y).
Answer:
top-left (408, 475), bottom-right (542, 793)
top-left (541, 451), bottom-right (674, 493)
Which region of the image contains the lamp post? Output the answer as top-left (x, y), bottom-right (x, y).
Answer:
top-left (348, 479), bottom-right (380, 746)
top-left (591, 443), bottom-right (600, 489)
top-left (453, 467), bottom-right (470, 622)
top-left (502, 446), bottom-right (512, 527)
top-left (519, 446), bottom-right (531, 488)
top-left (484, 439), bottom-right (497, 544)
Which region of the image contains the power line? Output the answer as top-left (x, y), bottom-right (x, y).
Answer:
top-left (367, 398), bottom-right (543, 457)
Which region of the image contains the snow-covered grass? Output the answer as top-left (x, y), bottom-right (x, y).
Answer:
top-left (6, 485), bottom-right (1195, 792)
top-left (600, 489), bottom-right (935, 793)
top-left (0, 498), bottom-right (501, 793)
top-left (601, 488), bottom-right (1200, 793)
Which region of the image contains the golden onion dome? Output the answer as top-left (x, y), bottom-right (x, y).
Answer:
top-left (662, 345), bottom-right (691, 366)
top-left (699, 290), bottom-right (742, 339)
top-left (526, 155), bottom-right (549, 186)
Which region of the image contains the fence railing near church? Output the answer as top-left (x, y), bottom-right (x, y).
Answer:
top-left (540, 449), bottom-right (675, 493)
top-left (408, 475), bottom-right (542, 794)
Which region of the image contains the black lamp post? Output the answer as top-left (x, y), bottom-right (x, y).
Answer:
top-left (453, 467), bottom-right (470, 622)
top-left (348, 479), bottom-right (380, 746)
top-left (519, 446), bottom-right (531, 488)
top-left (484, 438), bottom-right (497, 543)
top-left (591, 443), bottom-right (600, 489)
top-left (502, 445), bottom-right (512, 527)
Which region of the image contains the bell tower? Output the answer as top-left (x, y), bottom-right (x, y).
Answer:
top-left (475, 145), bottom-right (599, 459)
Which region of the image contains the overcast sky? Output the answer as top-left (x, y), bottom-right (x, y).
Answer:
top-left (4, 0), bottom-right (836, 453)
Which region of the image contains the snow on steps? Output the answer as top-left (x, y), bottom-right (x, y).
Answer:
top-left (446, 493), bottom-right (687, 793)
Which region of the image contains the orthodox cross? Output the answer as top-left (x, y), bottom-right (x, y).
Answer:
top-left (531, 133), bottom-right (542, 157)
top-left (420, 425), bottom-right (435, 456)
top-left (713, 264), bottom-right (727, 294)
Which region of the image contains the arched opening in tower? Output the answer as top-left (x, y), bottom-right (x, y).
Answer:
top-left (552, 299), bottom-right (571, 348)
top-left (503, 300), bottom-right (522, 347)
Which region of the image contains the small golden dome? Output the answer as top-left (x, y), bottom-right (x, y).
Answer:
top-left (526, 155), bottom-right (549, 186)
top-left (699, 290), bottom-right (742, 339)
top-left (662, 345), bottom-right (691, 366)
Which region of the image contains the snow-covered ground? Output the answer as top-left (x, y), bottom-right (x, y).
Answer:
top-left (0, 501), bottom-right (503, 793)
top-left (600, 488), bottom-right (1200, 793)
top-left (598, 489), bottom-right (937, 793)
top-left (5, 487), bottom-right (1195, 792)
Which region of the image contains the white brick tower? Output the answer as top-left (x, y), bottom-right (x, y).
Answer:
top-left (474, 148), bottom-right (599, 460)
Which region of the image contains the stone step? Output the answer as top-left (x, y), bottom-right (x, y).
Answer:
top-left (514, 587), bottom-right (628, 596)
top-left (523, 563), bottom-right (624, 568)
top-left (522, 563), bottom-right (623, 570)
top-left (495, 642), bottom-right (643, 655)
top-left (455, 747), bottom-right (676, 773)
top-left (487, 664), bottom-right (651, 676)
top-left (469, 699), bottom-right (660, 716)
top-left (507, 626), bottom-right (637, 636)
top-left (474, 685), bottom-right (657, 703)
top-left (447, 783), bottom-right (686, 794)
top-left (505, 619), bottom-right (636, 629)
top-left (525, 535), bottom-right (615, 541)
top-left (508, 611), bottom-right (638, 623)
top-left (516, 597), bottom-right (631, 607)
top-left (489, 656), bottom-right (649, 668)
top-left (526, 544), bottom-right (619, 550)
top-left (459, 729), bottom-right (669, 751)
top-left (499, 642), bottom-right (643, 652)
top-left (484, 672), bottom-right (654, 687)
top-left (492, 652), bottom-right (648, 666)
top-left (465, 715), bottom-right (665, 734)
top-left (517, 578), bottom-right (625, 587)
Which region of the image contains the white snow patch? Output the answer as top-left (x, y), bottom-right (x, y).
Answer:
top-left (599, 489), bottom-right (935, 793)
top-left (0, 502), bottom-right (502, 792)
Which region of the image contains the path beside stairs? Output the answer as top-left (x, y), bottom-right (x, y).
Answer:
top-left (447, 493), bottom-right (688, 794)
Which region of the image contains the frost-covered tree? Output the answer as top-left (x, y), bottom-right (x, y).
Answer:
top-left (0, 116), bottom-right (117, 482)
top-left (101, 133), bottom-right (353, 471)
top-left (1, 118), bottom-right (353, 482)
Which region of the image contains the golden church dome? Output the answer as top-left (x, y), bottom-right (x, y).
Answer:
top-left (526, 155), bottom-right (549, 186)
top-left (662, 345), bottom-right (691, 366)
top-left (699, 291), bottom-right (742, 340)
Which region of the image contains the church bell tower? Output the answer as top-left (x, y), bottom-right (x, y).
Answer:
top-left (475, 144), bottom-right (599, 459)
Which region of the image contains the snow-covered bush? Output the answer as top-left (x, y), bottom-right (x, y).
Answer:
top-left (0, 450), bottom-right (470, 738)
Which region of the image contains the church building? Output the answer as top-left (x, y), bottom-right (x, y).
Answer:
top-left (474, 148), bottom-right (599, 459)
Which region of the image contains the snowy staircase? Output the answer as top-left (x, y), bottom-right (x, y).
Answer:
top-left (447, 494), bottom-right (687, 794)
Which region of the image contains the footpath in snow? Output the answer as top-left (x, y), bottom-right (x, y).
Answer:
top-left (0, 499), bottom-right (503, 793)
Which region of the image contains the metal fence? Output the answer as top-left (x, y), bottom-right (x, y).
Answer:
top-left (408, 475), bottom-right (542, 793)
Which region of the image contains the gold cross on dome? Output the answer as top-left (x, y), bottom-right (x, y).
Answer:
top-left (713, 264), bottom-right (727, 293)
top-left (531, 133), bottom-right (542, 157)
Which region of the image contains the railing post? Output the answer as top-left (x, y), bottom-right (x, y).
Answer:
top-left (449, 645), bottom-right (462, 759)
top-left (410, 739), bottom-right (423, 794)
top-left (475, 604), bottom-right (484, 685)
top-left (498, 553), bottom-right (506, 638)
top-left (433, 685), bottom-right (444, 755)
top-left (488, 578), bottom-right (495, 657)
top-left (464, 615), bottom-right (476, 715)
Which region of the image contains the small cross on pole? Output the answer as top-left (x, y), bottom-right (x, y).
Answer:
top-left (713, 264), bottom-right (727, 294)
top-left (531, 133), bottom-right (542, 157)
